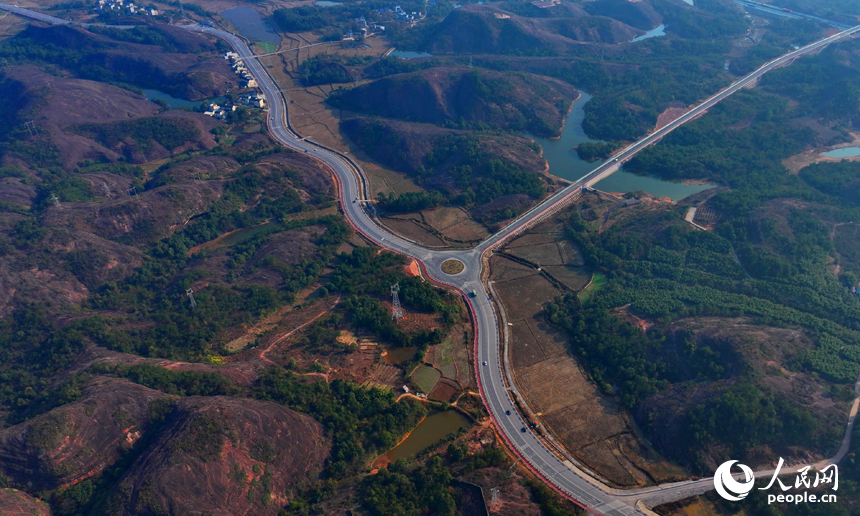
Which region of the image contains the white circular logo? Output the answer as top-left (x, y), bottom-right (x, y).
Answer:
top-left (714, 460), bottom-right (755, 501)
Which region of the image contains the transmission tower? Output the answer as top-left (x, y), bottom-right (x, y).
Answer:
top-left (49, 193), bottom-right (61, 208)
top-left (127, 185), bottom-right (138, 198)
top-left (24, 121), bottom-right (38, 137)
top-left (102, 181), bottom-right (111, 197)
top-left (0, 59), bottom-right (9, 73)
top-left (186, 288), bottom-right (197, 309)
top-left (390, 282), bottom-right (404, 322)
top-left (490, 487), bottom-right (499, 505)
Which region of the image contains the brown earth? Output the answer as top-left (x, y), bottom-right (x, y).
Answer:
top-left (429, 378), bottom-right (461, 402)
top-left (782, 130), bottom-right (860, 174)
top-left (0, 489), bottom-right (52, 516)
top-left (379, 217), bottom-right (449, 247)
top-left (108, 396), bottom-right (328, 516)
top-left (0, 377), bottom-right (168, 491)
top-left (655, 105), bottom-right (689, 130)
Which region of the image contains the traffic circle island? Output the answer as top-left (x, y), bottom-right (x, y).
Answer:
top-left (441, 259), bottom-right (465, 275)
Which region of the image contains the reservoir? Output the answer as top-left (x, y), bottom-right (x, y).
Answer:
top-left (221, 7), bottom-right (280, 44)
top-left (631, 24), bottom-right (666, 43)
top-left (386, 410), bottom-right (470, 461)
top-left (315, 0), bottom-right (342, 6)
top-left (533, 92), bottom-right (715, 201)
top-left (532, 91), bottom-right (603, 181)
top-left (823, 147), bottom-right (860, 158)
top-left (592, 169), bottom-right (715, 202)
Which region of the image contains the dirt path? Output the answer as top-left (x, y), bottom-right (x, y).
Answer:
top-left (259, 296), bottom-right (339, 364)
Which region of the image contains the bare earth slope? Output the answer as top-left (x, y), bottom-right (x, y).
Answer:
top-left (0, 377), bottom-right (168, 490)
top-left (110, 396), bottom-right (328, 516)
top-left (0, 489), bottom-right (52, 516)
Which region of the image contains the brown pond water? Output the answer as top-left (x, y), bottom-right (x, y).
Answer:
top-left (386, 410), bottom-right (470, 462)
top-left (383, 346), bottom-right (418, 364)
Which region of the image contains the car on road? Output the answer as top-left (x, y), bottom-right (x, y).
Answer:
top-left (482, 361), bottom-right (487, 366)
top-left (521, 427), bottom-right (527, 433)
top-left (505, 410), bottom-right (511, 415)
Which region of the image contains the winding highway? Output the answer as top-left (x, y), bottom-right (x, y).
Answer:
top-left (2, 2), bottom-right (859, 513)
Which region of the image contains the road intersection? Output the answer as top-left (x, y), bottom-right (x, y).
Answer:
top-left (187, 21), bottom-right (860, 515)
top-left (1, 2), bottom-right (859, 513)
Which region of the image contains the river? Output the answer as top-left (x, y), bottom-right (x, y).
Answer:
top-left (531, 92), bottom-right (715, 201)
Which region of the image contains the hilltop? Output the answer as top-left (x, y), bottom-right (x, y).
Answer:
top-left (342, 117), bottom-right (547, 201)
top-left (329, 66), bottom-right (577, 137)
top-left (108, 396), bottom-right (328, 515)
top-left (0, 377), bottom-right (169, 491)
top-left (4, 24), bottom-right (236, 100)
top-left (422, 5), bottom-right (644, 55)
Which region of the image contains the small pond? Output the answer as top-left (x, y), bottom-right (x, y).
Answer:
top-left (143, 89), bottom-right (199, 109)
top-left (391, 50), bottom-right (433, 59)
top-left (823, 147), bottom-right (860, 159)
top-left (386, 410), bottom-right (470, 462)
top-left (221, 7), bottom-right (280, 44)
top-left (383, 346), bottom-right (418, 364)
top-left (315, 0), bottom-right (342, 6)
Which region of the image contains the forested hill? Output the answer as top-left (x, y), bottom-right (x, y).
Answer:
top-left (328, 66), bottom-right (576, 137)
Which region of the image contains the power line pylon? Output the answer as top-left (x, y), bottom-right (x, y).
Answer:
top-left (186, 288), bottom-right (197, 309)
top-left (390, 282), bottom-right (404, 322)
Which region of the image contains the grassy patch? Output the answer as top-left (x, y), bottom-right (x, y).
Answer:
top-left (577, 271), bottom-right (606, 304)
top-left (435, 334), bottom-right (455, 368)
top-left (441, 259), bottom-right (464, 275)
top-left (255, 42), bottom-right (278, 55)
top-left (411, 365), bottom-right (441, 394)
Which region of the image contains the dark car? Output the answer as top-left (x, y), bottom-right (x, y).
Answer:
top-left (521, 427), bottom-right (527, 433)
top-left (505, 410), bottom-right (511, 415)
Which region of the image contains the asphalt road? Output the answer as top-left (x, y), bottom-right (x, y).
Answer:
top-left (732, 0), bottom-right (853, 29)
top-left (164, 20), bottom-right (860, 515)
top-left (2, 3), bottom-right (859, 513)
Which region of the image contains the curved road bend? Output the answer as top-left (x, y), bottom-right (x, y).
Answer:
top-left (2, 3), bottom-right (859, 513)
top-left (160, 21), bottom-right (860, 515)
